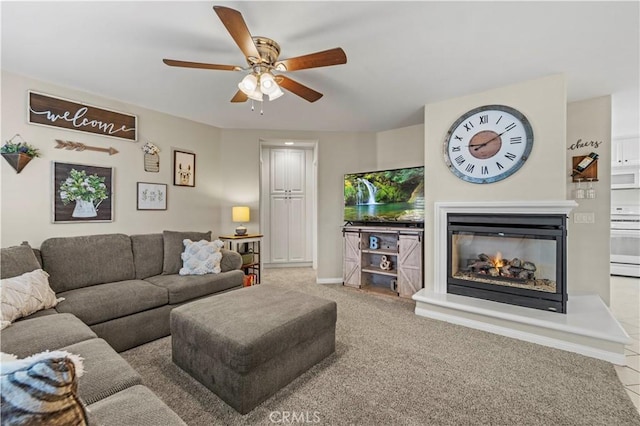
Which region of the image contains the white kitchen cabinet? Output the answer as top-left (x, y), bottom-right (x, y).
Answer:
top-left (612, 136), bottom-right (640, 167)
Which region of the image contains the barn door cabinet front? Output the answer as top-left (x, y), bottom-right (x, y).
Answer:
top-left (397, 233), bottom-right (424, 297)
top-left (342, 226), bottom-right (424, 298)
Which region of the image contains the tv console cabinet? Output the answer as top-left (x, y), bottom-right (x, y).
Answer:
top-left (342, 225), bottom-right (424, 298)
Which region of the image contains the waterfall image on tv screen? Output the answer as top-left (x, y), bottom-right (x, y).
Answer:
top-left (344, 166), bottom-right (424, 223)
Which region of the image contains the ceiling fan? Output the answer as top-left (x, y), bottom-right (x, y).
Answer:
top-left (163, 6), bottom-right (347, 104)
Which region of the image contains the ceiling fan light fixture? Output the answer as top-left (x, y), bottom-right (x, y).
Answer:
top-left (238, 73), bottom-right (258, 95)
top-left (259, 72), bottom-right (278, 94)
top-left (268, 86), bottom-right (284, 101)
top-left (247, 88), bottom-right (263, 102)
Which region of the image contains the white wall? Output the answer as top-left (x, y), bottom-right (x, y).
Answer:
top-left (422, 75), bottom-right (613, 304)
top-left (0, 71), bottom-right (382, 281)
top-left (424, 75), bottom-right (569, 290)
top-left (217, 129), bottom-right (377, 280)
top-left (1, 71), bottom-right (223, 247)
top-left (1, 70), bottom-right (614, 300)
top-left (566, 96), bottom-right (612, 303)
top-left (375, 124), bottom-right (425, 170)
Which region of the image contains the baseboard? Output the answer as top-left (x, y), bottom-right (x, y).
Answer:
top-left (316, 278), bottom-right (343, 285)
top-left (264, 262), bottom-right (313, 268)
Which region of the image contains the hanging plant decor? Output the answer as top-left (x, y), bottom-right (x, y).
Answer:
top-left (1, 134), bottom-right (41, 174)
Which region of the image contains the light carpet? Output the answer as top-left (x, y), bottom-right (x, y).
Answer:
top-left (121, 268), bottom-right (640, 425)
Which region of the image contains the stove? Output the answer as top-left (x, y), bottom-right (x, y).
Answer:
top-left (611, 205), bottom-right (640, 277)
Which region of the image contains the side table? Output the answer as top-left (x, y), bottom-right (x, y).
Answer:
top-left (219, 234), bottom-right (263, 285)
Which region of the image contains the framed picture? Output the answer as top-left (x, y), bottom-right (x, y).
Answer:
top-left (173, 150), bottom-right (195, 187)
top-left (137, 182), bottom-right (167, 210)
top-left (52, 161), bottom-right (114, 223)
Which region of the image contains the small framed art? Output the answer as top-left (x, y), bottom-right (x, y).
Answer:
top-left (173, 150), bottom-right (195, 187)
top-left (137, 182), bottom-right (167, 210)
top-left (52, 161), bottom-right (114, 223)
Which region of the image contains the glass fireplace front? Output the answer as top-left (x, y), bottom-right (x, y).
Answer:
top-left (447, 213), bottom-right (567, 313)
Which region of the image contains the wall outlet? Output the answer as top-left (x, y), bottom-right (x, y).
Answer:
top-left (574, 212), bottom-right (595, 223)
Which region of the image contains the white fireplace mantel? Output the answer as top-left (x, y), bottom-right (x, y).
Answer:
top-left (413, 199), bottom-right (631, 365)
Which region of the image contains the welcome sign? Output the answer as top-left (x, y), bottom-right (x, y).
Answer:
top-left (28, 91), bottom-right (137, 141)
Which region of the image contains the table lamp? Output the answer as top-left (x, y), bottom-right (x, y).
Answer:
top-left (232, 206), bottom-right (250, 236)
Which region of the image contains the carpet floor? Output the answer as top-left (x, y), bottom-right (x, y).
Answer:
top-left (121, 268), bottom-right (640, 425)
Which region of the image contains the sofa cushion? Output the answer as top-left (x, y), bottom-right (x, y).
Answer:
top-left (0, 313), bottom-right (97, 358)
top-left (162, 230), bottom-right (211, 275)
top-left (16, 308), bottom-right (58, 320)
top-left (145, 269), bottom-right (244, 304)
top-left (56, 280), bottom-right (169, 326)
top-left (0, 350), bottom-right (88, 426)
top-left (1, 269), bottom-right (61, 329)
top-left (86, 385), bottom-right (186, 426)
top-left (61, 338), bottom-right (143, 405)
top-left (0, 242), bottom-right (40, 279)
top-left (179, 239), bottom-right (223, 276)
top-left (41, 234), bottom-right (136, 293)
top-left (131, 233), bottom-right (164, 279)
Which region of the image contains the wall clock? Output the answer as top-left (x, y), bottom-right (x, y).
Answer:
top-left (443, 105), bottom-right (533, 184)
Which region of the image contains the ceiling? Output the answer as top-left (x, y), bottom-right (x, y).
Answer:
top-left (2, 1), bottom-right (638, 134)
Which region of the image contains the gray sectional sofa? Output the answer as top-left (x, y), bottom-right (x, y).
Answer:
top-left (1, 231), bottom-right (245, 425)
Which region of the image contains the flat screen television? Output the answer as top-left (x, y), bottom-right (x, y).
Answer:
top-left (344, 166), bottom-right (424, 225)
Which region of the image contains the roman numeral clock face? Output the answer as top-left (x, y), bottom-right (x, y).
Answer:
top-left (443, 105), bottom-right (533, 184)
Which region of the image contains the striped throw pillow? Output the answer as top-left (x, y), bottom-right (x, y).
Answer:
top-left (1, 350), bottom-right (87, 425)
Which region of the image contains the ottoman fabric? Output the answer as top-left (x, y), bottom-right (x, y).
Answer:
top-left (171, 285), bottom-right (336, 414)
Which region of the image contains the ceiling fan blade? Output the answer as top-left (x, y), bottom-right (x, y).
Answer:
top-left (277, 76), bottom-right (323, 103)
top-left (230, 90), bottom-right (248, 103)
top-left (213, 6), bottom-right (260, 61)
top-left (275, 47), bottom-right (347, 72)
top-left (163, 59), bottom-right (241, 71)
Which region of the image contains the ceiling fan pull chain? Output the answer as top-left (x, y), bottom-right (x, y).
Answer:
top-left (260, 101), bottom-right (264, 115)
top-left (251, 100), bottom-right (255, 112)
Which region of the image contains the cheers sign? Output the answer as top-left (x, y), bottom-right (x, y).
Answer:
top-left (28, 91), bottom-right (137, 141)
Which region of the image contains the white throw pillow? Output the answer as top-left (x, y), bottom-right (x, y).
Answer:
top-left (179, 239), bottom-right (224, 275)
top-left (0, 269), bottom-right (62, 329)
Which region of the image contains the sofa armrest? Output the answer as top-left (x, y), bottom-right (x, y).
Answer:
top-left (220, 249), bottom-right (242, 272)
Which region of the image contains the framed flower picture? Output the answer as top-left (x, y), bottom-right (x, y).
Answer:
top-left (173, 150), bottom-right (195, 187)
top-left (52, 162), bottom-right (114, 223)
top-left (137, 182), bottom-right (167, 210)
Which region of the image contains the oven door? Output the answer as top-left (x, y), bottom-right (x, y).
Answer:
top-left (611, 228), bottom-right (640, 277)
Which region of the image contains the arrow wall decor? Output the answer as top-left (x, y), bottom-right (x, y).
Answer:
top-left (54, 139), bottom-right (119, 155)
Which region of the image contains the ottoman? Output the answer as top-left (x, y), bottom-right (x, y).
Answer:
top-left (170, 285), bottom-right (337, 414)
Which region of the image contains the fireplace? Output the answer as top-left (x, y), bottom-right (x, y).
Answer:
top-left (447, 213), bottom-right (568, 313)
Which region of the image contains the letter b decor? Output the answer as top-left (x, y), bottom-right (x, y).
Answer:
top-left (369, 236), bottom-right (379, 250)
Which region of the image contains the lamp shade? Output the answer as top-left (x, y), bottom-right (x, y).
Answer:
top-left (259, 72), bottom-right (278, 94)
top-left (268, 86), bottom-right (284, 101)
top-left (238, 74), bottom-right (258, 95)
top-left (232, 206), bottom-right (250, 223)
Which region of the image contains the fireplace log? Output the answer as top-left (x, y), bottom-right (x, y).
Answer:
top-left (500, 265), bottom-right (511, 275)
top-left (478, 253), bottom-right (491, 262)
top-left (522, 261), bottom-right (537, 271)
top-left (509, 258), bottom-right (522, 268)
